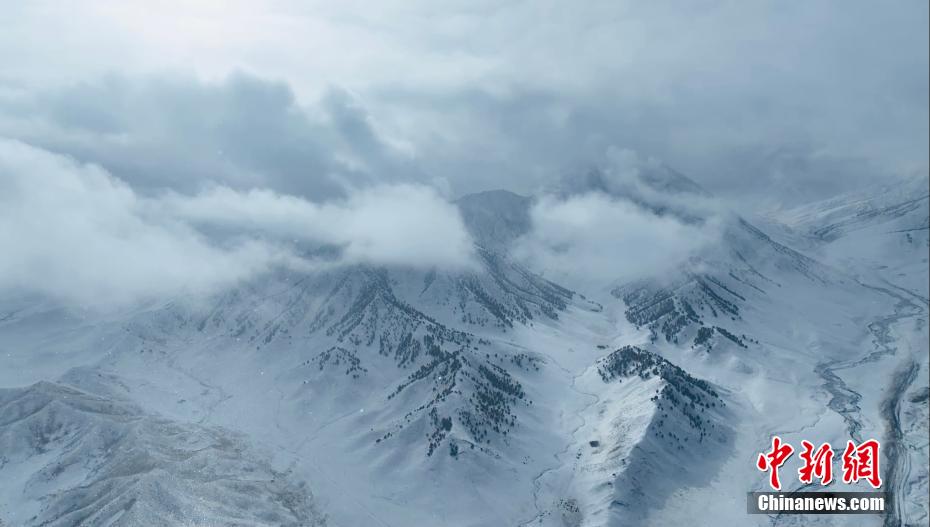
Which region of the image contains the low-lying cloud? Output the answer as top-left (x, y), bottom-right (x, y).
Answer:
top-left (0, 139), bottom-right (475, 307)
top-left (160, 183), bottom-right (476, 270)
top-left (514, 191), bottom-right (721, 290)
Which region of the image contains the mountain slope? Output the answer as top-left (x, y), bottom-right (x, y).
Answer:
top-left (0, 175), bottom-right (926, 527)
top-left (0, 372), bottom-right (325, 527)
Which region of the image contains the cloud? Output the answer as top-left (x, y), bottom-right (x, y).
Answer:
top-left (0, 139), bottom-right (475, 307)
top-left (159, 183), bottom-right (476, 270)
top-left (360, 1), bottom-right (928, 202)
top-left (513, 190), bottom-right (722, 289)
top-left (0, 139), bottom-right (285, 307)
top-left (0, 73), bottom-right (418, 201)
top-left (0, 1), bottom-right (926, 208)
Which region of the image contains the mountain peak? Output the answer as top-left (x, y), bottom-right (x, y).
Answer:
top-left (455, 189), bottom-right (533, 248)
top-left (557, 148), bottom-right (709, 199)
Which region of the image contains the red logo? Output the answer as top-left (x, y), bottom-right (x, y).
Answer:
top-left (841, 439), bottom-right (882, 489)
top-left (756, 437), bottom-right (881, 490)
top-left (798, 440), bottom-right (834, 485)
top-left (756, 435), bottom-right (794, 490)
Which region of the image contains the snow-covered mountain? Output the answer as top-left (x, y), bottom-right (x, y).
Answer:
top-left (0, 371), bottom-right (325, 527)
top-left (0, 172), bottom-right (926, 526)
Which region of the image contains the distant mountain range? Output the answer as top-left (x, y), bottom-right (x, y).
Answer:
top-left (1, 170), bottom-right (926, 526)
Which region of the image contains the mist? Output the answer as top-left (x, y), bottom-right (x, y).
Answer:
top-left (0, 139), bottom-right (474, 307)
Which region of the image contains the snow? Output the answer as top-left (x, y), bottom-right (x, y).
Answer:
top-left (0, 177), bottom-right (926, 526)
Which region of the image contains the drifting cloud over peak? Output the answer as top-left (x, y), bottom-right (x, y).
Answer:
top-left (160, 183), bottom-right (476, 270)
top-left (0, 139), bottom-right (475, 307)
top-left (513, 185), bottom-right (723, 290)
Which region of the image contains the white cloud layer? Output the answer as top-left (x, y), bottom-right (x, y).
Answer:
top-left (160, 183), bottom-right (476, 269)
top-left (0, 139), bottom-right (475, 307)
top-left (514, 191), bottom-right (721, 289)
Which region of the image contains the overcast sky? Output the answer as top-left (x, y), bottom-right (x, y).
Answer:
top-left (0, 1), bottom-right (927, 305)
top-left (1, 0), bottom-right (926, 205)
